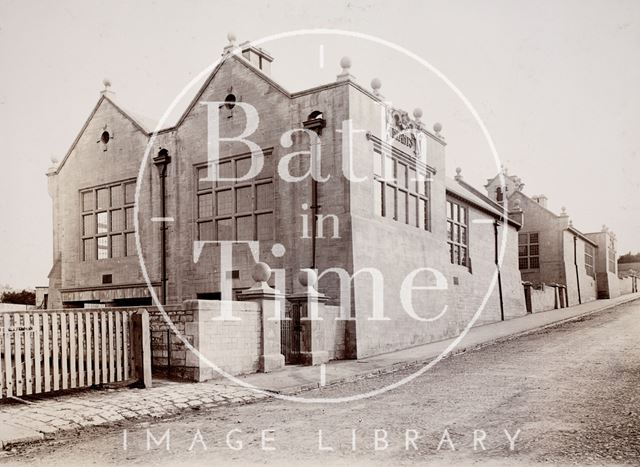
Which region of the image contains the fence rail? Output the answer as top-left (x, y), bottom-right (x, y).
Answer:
top-left (0, 309), bottom-right (143, 399)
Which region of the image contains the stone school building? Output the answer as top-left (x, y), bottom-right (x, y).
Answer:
top-left (485, 170), bottom-right (623, 311)
top-left (46, 37), bottom-right (527, 377)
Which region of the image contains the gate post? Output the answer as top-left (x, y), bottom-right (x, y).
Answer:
top-left (289, 269), bottom-right (329, 366)
top-left (239, 263), bottom-right (286, 373)
top-left (522, 281), bottom-right (533, 314)
top-left (130, 309), bottom-right (152, 388)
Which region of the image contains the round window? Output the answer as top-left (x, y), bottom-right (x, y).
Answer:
top-left (101, 131), bottom-right (110, 144)
top-left (224, 94), bottom-right (236, 110)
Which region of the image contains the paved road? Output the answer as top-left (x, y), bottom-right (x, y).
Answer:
top-left (5, 300), bottom-right (640, 466)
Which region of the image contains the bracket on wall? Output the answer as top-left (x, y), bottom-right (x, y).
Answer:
top-left (303, 111), bottom-right (326, 135)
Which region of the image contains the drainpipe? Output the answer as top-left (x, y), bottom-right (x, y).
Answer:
top-left (494, 220), bottom-right (505, 321)
top-left (307, 128), bottom-right (324, 270)
top-left (311, 178), bottom-right (318, 269)
top-left (573, 235), bottom-right (581, 305)
top-left (153, 148), bottom-right (172, 305)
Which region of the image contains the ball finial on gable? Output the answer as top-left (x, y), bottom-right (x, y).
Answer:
top-left (455, 167), bottom-right (463, 181)
top-left (227, 32), bottom-right (237, 45)
top-left (101, 78), bottom-right (112, 95)
top-left (340, 56), bottom-right (352, 72)
top-left (371, 78), bottom-right (382, 95)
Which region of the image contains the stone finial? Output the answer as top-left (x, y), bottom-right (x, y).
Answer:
top-left (47, 155), bottom-right (60, 174)
top-left (252, 262), bottom-right (271, 283)
top-left (601, 224), bottom-right (608, 233)
top-left (454, 167), bottom-right (463, 182)
top-left (433, 122), bottom-right (443, 137)
top-left (298, 268), bottom-right (318, 290)
top-left (340, 56), bottom-right (351, 72)
top-left (560, 206), bottom-right (568, 217)
top-left (239, 261), bottom-right (282, 299)
top-left (371, 78), bottom-right (382, 96)
top-left (101, 78), bottom-right (112, 95)
top-left (223, 32), bottom-right (239, 54)
top-left (337, 56), bottom-right (354, 81)
top-left (413, 108), bottom-right (423, 123)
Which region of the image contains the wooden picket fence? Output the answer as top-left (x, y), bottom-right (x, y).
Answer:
top-left (0, 308), bottom-right (150, 399)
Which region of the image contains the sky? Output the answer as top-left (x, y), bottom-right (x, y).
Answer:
top-left (0, 0), bottom-right (639, 289)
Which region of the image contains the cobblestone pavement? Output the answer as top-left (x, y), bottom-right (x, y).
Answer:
top-left (0, 380), bottom-right (266, 441)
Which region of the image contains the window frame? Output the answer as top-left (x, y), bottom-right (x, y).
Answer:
top-left (518, 232), bottom-right (540, 270)
top-left (195, 154), bottom-right (275, 242)
top-left (585, 243), bottom-right (595, 278)
top-left (373, 146), bottom-right (431, 231)
top-left (446, 199), bottom-right (469, 268)
top-left (80, 179), bottom-right (136, 261)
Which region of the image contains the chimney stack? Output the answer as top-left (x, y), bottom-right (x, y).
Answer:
top-left (239, 41), bottom-right (274, 75)
top-left (532, 194), bottom-right (548, 209)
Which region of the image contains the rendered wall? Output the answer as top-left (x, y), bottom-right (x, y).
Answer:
top-left (562, 231), bottom-right (597, 305)
top-left (345, 85), bottom-right (526, 358)
top-left (529, 285), bottom-right (558, 313)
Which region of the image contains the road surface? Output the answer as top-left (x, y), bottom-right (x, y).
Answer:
top-left (5, 300), bottom-right (640, 466)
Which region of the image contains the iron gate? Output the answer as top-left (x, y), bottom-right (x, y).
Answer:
top-left (280, 303), bottom-right (301, 364)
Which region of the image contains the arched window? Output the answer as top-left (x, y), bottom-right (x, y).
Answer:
top-left (496, 186), bottom-right (504, 202)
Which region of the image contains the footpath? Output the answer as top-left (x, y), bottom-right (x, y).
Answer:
top-left (1, 292), bottom-right (638, 449)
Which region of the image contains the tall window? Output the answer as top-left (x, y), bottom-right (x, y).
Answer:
top-left (81, 180), bottom-right (136, 261)
top-left (373, 147), bottom-right (430, 230)
top-left (196, 155), bottom-right (274, 242)
top-left (518, 232), bottom-right (539, 270)
top-left (608, 238), bottom-right (616, 273)
top-left (585, 243), bottom-right (595, 277)
top-left (447, 200), bottom-right (468, 266)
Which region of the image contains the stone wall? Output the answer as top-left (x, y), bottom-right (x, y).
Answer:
top-left (586, 231), bottom-right (620, 299)
top-left (321, 305), bottom-right (349, 361)
top-left (528, 284), bottom-right (558, 313)
top-left (619, 275), bottom-right (638, 295)
top-left (562, 231), bottom-right (597, 306)
top-left (148, 300), bottom-right (262, 382)
top-left (147, 304), bottom-right (197, 380)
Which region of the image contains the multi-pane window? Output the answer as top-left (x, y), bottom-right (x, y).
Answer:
top-left (447, 200), bottom-right (469, 266)
top-left (81, 180), bottom-right (136, 261)
top-left (585, 243), bottom-right (595, 277)
top-left (196, 155), bottom-right (274, 242)
top-left (518, 232), bottom-right (540, 270)
top-left (608, 238), bottom-right (616, 273)
top-left (373, 147), bottom-right (430, 230)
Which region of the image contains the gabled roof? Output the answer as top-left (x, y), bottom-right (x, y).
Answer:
top-left (52, 49), bottom-right (444, 175)
top-left (484, 171), bottom-right (520, 188)
top-left (53, 94), bottom-right (153, 175)
top-left (567, 226), bottom-right (599, 247)
top-left (507, 190), bottom-right (560, 219)
top-left (508, 191), bottom-right (598, 247)
top-left (445, 178), bottom-right (521, 228)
